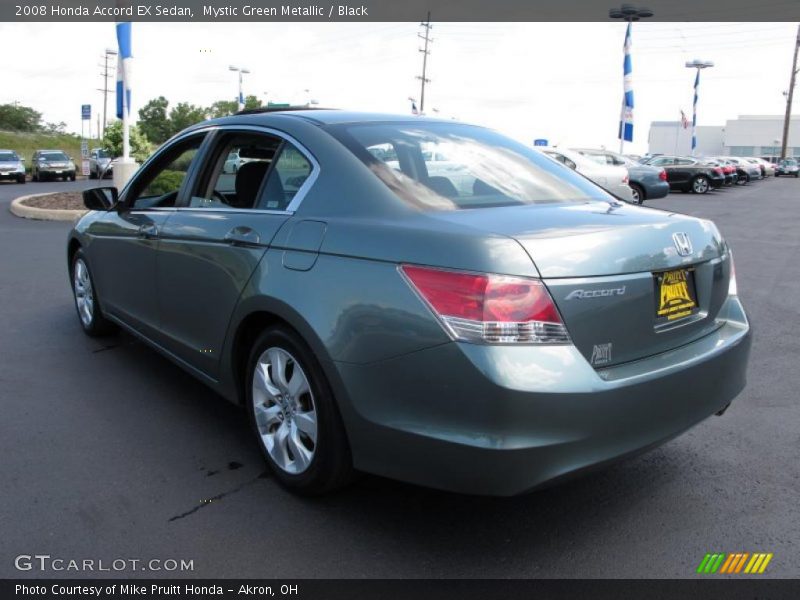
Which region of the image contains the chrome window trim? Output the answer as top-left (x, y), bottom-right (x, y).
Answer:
top-left (121, 123), bottom-right (320, 214)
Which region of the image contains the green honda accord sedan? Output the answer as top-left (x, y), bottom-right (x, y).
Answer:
top-left (68, 109), bottom-right (751, 496)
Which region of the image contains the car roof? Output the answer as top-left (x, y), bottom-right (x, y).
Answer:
top-left (201, 108), bottom-right (456, 130)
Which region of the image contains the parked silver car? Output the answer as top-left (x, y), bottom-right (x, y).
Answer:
top-left (0, 149), bottom-right (26, 184)
top-left (539, 147), bottom-right (634, 202)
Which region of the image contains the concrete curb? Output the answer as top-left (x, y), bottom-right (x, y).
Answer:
top-left (9, 193), bottom-right (86, 222)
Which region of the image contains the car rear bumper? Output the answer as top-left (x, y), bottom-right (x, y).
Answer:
top-left (333, 295), bottom-right (751, 496)
top-left (644, 180), bottom-right (669, 199)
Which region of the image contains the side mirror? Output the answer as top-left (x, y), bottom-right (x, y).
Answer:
top-left (83, 187), bottom-right (118, 211)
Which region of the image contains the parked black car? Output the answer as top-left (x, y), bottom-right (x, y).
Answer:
top-left (640, 156), bottom-right (725, 194)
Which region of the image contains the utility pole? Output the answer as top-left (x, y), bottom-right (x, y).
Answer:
top-left (97, 48), bottom-right (117, 139)
top-left (781, 24), bottom-right (800, 160)
top-left (416, 12), bottom-right (433, 115)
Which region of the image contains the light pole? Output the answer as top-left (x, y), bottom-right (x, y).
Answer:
top-left (229, 65), bottom-right (250, 111)
top-left (685, 59), bottom-right (714, 156)
top-left (609, 4), bottom-right (653, 154)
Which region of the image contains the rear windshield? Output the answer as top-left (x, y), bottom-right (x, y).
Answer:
top-left (0, 151), bottom-right (19, 161)
top-left (326, 122), bottom-right (611, 210)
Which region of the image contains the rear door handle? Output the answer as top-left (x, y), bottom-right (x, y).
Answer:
top-left (224, 226), bottom-right (261, 246)
top-left (138, 223), bottom-right (159, 239)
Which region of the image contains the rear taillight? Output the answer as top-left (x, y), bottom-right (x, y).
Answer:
top-left (658, 169), bottom-right (667, 181)
top-left (728, 253), bottom-right (738, 296)
top-left (400, 265), bottom-right (570, 344)
top-left (622, 174), bottom-right (629, 184)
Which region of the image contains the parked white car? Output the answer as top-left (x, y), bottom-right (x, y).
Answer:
top-left (539, 147), bottom-right (634, 202)
top-left (748, 157), bottom-right (775, 177)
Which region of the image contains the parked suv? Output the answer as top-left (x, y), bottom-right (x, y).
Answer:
top-left (641, 155), bottom-right (725, 194)
top-left (0, 149), bottom-right (26, 184)
top-left (31, 150), bottom-right (76, 182)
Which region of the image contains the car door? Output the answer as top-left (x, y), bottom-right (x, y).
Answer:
top-left (155, 127), bottom-right (318, 378)
top-left (84, 132), bottom-right (210, 341)
top-left (671, 158), bottom-right (696, 186)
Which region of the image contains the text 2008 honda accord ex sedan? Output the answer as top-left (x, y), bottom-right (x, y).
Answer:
top-left (68, 110), bottom-right (751, 496)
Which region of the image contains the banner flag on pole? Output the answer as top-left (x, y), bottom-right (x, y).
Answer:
top-left (618, 22), bottom-right (634, 142)
top-left (116, 22), bottom-right (132, 119)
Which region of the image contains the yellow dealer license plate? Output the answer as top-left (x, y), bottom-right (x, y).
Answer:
top-left (655, 268), bottom-right (698, 321)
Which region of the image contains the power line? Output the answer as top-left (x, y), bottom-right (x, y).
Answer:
top-left (416, 12), bottom-right (433, 114)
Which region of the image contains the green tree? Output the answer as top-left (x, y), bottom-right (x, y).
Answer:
top-left (137, 96), bottom-right (172, 145)
top-left (243, 95), bottom-right (263, 110)
top-left (102, 120), bottom-right (152, 163)
top-left (169, 102), bottom-right (208, 133)
top-left (0, 103), bottom-right (42, 132)
top-left (206, 95), bottom-right (262, 119)
top-left (207, 100), bottom-right (238, 119)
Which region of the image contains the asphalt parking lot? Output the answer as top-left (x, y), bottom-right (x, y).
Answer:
top-left (0, 178), bottom-right (798, 579)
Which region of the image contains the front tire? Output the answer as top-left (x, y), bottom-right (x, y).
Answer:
top-left (70, 249), bottom-right (118, 337)
top-left (246, 327), bottom-right (353, 495)
top-left (17, 175), bottom-right (25, 184)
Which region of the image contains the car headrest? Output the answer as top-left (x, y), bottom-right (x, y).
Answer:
top-left (233, 161), bottom-right (270, 209)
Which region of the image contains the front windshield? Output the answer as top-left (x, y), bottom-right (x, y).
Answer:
top-left (41, 152), bottom-right (69, 161)
top-left (782, 159), bottom-right (797, 166)
top-left (96, 149), bottom-right (111, 159)
top-left (327, 122), bottom-right (611, 211)
top-left (0, 151), bottom-right (19, 162)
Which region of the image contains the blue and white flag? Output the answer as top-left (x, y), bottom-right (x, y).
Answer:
top-left (116, 22), bottom-right (132, 119)
top-left (238, 91), bottom-right (245, 112)
top-left (618, 22), bottom-right (634, 143)
top-left (691, 70), bottom-right (699, 153)
top-left (411, 100), bottom-right (419, 115)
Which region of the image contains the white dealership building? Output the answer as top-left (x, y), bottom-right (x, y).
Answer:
top-left (648, 115), bottom-right (800, 159)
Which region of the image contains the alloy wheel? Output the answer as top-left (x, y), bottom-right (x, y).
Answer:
top-left (252, 347), bottom-right (317, 474)
top-left (693, 177), bottom-right (709, 194)
top-left (73, 259), bottom-right (94, 327)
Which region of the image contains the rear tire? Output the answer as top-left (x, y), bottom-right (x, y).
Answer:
top-left (630, 184), bottom-right (645, 205)
top-left (70, 249), bottom-right (118, 337)
top-left (246, 327), bottom-right (354, 495)
top-left (691, 176), bottom-right (710, 194)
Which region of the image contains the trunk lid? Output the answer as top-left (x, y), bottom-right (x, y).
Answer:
top-left (429, 202), bottom-right (731, 367)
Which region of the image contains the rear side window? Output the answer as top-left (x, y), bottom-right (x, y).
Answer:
top-left (259, 143), bottom-right (312, 210)
top-left (327, 122), bottom-right (610, 211)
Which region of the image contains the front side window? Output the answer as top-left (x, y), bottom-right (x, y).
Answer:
top-left (327, 122), bottom-right (610, 211)
top-left (127, 135), bottom-right (206, 209)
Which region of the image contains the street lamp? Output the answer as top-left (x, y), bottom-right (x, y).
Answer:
top-left (609, 4), bottom-right (654, 154)
top-left (229, 65), bottom-right (250, 111)
top-left (685, 59), bottom-right (714, 156)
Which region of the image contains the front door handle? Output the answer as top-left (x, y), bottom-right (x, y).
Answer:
top-left (138, 223), bottom-right (159, 239)
top-left (224, 226), bottom-right (260, 246)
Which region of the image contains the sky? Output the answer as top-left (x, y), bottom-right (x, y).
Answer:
top-left (0, 21), bottom-right (797, 154)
